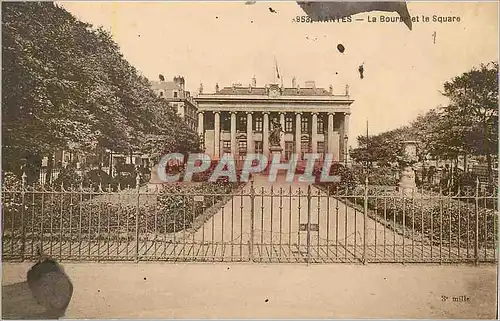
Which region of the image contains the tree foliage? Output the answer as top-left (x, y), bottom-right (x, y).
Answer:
top-left (350, 126), bottom-right (417, 166)
top-left (351, 62), bottom-right (498, 178)
top-left (2, 2), bottom-right (200, 173)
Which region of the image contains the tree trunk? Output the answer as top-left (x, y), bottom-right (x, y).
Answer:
top-left (486, 152), bottom-right (493, 184)
top-left (108, 151), bottom-right (113, 176)
top-left (450, 160), bottom-right (454, 187)
top-left (45, 154), bottom-right (54, 185)
top-left (483, 116), bottom-right (493, 185)
top-left (463, 152), bottom-right (468, 171)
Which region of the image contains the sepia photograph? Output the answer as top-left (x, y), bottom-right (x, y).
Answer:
top-left (1, 0), bottom-right (499, 319)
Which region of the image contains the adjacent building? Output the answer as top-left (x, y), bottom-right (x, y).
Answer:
top-left (196, 78), bottom-right (353, 163)
top-left (151, 76), bottom-right (198, 131)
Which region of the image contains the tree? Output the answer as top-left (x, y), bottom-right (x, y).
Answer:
top-left (2, 2), bottom-right (200, 179)
top-left (441, 62), bottom-right (498, 182)
top-left (350, 126), bottom-right (417, 167)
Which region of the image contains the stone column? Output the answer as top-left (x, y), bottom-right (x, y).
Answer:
top-left (230, 112), bottom-right (237, 156)
top-left (197, 112), bottom-right (204, 137)
top-left (327, 112), bottom-right (334, 155)
top-left (246, 112), bottom-right (254, 153)
top-left (279, 112), bottom-right (285, 151)
top-left (343, 112), bottom-right (350, 164)
top-left (214, 111), bottom-right (220, 159)
top-left (295, 112), bottom-right (302, 157)
top-left (311, 112), bottom-right (318, 154)
top-left (263, 112), bottom-right (269, 156)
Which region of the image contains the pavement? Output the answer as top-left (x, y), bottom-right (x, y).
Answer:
top-left (192, 174), bottom-right (409, 247)
top-left (2, 262), bottom-right (498, 319)
top-left (188, 174), bottom-right (493, 262)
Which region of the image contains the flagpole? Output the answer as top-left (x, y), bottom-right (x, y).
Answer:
top-left (274, 56), bottom-right (276, 84)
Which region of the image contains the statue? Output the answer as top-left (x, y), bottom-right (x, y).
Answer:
top-left (269, 118), bottom-right (284, 147)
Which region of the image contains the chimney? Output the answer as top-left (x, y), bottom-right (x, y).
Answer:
top-left (251, 76), bottom-right (256, 87)
top-left (329, 85), bottom-right (333, 94)
top-left (292, 77), bottom-right (296, 88)
top-left (305, 80), bottom-right (316, 88)
top-left (173, 76), bottom-right (185, 90)
top-left (215, 83), bottom-right (219, 92)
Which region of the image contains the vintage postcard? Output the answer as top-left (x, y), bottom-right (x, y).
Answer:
top-left (1, 0), bottom-right (498, 319)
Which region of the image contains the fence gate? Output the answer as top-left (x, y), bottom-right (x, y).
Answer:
top-left (2, 179), bottom-right (497, 264)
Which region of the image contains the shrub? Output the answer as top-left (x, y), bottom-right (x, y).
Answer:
top-left (357, 166), bottom-right (398, 186)
top-left (351, 189), bottom-right (496, 248)
top-left (2, 171), bottom-right (23, 190)
top-left (52, 167), bottom-right (83, 190)
top-left (1, 180), bottom-right (243, 242)
top-left (82, 169), bottom-right (118, 191)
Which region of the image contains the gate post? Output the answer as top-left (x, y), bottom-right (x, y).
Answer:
top-left (474, 177), bottom-right (480, 265)
top-left (306, 185), bottom-right (312, 265)
top-left (21, 171), bottom-right (27, 261)
top-left (135, 173), bottom-right (140, 262)
top-left (249, 180), bottom-right (255, 262)
top-left (363, 177), bottom-right (369, 264)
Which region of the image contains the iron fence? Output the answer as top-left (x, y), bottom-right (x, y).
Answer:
top-left (2, 177), bottom-right (497, 264)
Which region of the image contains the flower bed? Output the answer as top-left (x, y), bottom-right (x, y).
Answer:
top-left (316, 183), bottom-right (497, 249)
top-left (2, 176), bottom-right (244, 241)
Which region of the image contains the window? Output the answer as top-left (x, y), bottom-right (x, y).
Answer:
top-left (301, 140), bottom-right (311, 159)
top-left (238, 140), bottom-right (247, 160)
top-left (301, 117), bottom-right (309, 133)
top-left (238, 115), bottom-right (247, 132)
top-left (159, 91), bottom-right (164, 97)
top-left (173, 91), bottom-right (178, 98)
top-left (238, 140), bottom-right (247, 151)
top-left (255, 141), bottom-right (263, 154)
top-left (317, 116), bottom-right (324, 134)
top-left (284, 142), bottom-right (294, 160)
top-left (285, 116), bottom-right (293, 132)
top-left (317, 141), bottom-right (325, 157)
top-left (255, 115), bottom-right (263, 132)
top-left (222, 113), bottom-right (230, 131)
top-left (222, 141), bottom-right (231, 154)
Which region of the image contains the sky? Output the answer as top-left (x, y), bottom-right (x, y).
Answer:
top-left (60, 1), bottom-right (498, 147)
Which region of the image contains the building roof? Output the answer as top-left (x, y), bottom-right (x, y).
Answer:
top-left (150, 81), bottom-right (182, 91)
top-left (214, 86), bottom-right (332, 96)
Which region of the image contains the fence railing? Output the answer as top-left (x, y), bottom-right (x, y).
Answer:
top-left (2, 176), bottom-right (497, 264)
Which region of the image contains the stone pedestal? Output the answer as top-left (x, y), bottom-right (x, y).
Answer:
top-left (398, 165), bottom-right (416, 194)
top-left (269, 145), bottom-right (283, 160)
top-left (148, 164), bottom-right (164, 191)
top-left (398, 140), bottom-right (418, 195)
top-left (267, 145), bottom-right (283, 175)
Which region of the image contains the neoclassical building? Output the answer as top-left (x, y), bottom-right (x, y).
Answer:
top-left (196, 78), bottom-right (353, 163)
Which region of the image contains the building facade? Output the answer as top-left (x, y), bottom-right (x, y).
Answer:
top-left (151, 76), bottom-right (198, 131)
top-left (196, 79), bottom-right (353, 163)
